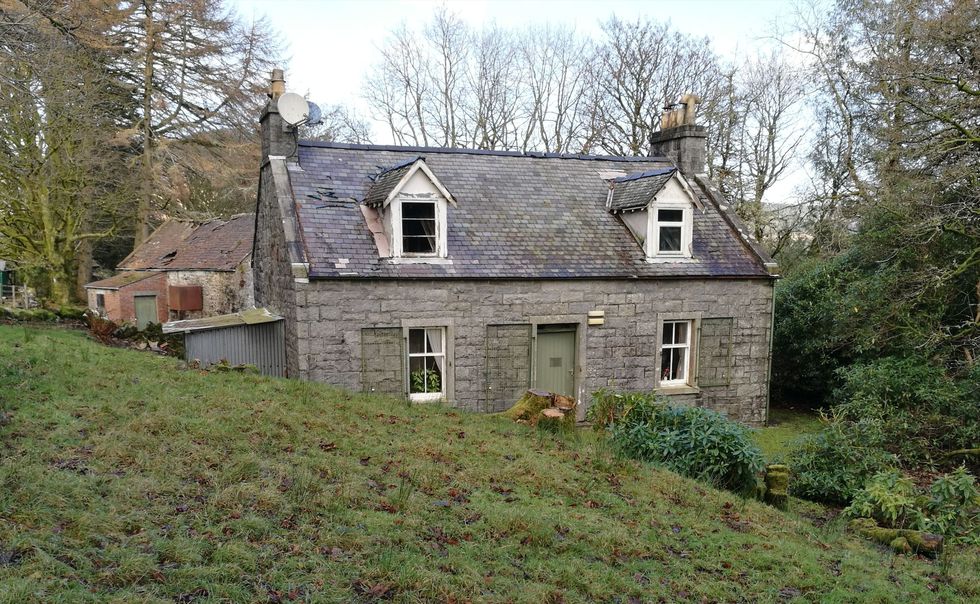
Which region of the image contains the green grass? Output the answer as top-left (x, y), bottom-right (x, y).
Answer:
top-left (754, 408), bottom-right (825, 461)
top-left (0, 326), bottom-right (976, 603)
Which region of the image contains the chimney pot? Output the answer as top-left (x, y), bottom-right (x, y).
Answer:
top-left (650, 94), bottom-right (707, 175)
top-left (269, 68), bottom-right (285, 100)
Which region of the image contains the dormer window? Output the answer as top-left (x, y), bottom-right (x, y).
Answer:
top-left (653, 206), bottom-right (692, 258)
top-left (606, 167), bottom-right (699, 262)
top-left (363, 158), bottom-right (456, 262)
top-left (402, 201), bottom-right (437, 255)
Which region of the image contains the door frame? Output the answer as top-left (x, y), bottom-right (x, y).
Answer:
top-left (528, 314), bottom-right (588, 420)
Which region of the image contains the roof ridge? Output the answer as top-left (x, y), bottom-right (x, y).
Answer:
top-left (612, 167), bottom-right (676, 183)
top-left (298, 140), bottom-right (671, 163)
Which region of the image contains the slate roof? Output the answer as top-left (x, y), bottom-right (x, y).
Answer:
top-left (608, 168), bottom-right (677, 213)
top-left (285, 142), bottom-right (773, 279)
top-left (119, 214), bottom-right (254, 272)
top-left (363, 158), bottom-right (418, 206)
top-left (84, 271), bottom-right (159, 290)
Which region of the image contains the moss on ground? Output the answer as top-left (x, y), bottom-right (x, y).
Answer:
top-left (0, 326), bottom-right (976, 602)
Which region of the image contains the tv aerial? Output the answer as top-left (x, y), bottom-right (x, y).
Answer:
top-left (277, 92), bottom-right (323, 127)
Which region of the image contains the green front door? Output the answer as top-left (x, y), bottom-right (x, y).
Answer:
top-left (534, 325), bottom-right (576, 398)
top-left (134, 294), bottom-right (158, 330)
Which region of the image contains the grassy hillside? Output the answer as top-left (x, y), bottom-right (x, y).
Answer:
top-left (0, 326), bottom-right (975, 603)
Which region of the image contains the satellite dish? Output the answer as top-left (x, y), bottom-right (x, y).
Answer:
top-left (306, 101), bottom-right (322, 126)
top-left (277, 92), bottom-right (309, 126)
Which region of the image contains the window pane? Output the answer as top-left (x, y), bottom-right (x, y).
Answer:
top-left (671, 348), bottom-right (686, 381)
top-left (403, 202), bottom-right (435, 219)
top-left (426, 356), bottom-right (443, 393)
top-left (661, 349), bottom-right (672, 381)
top-left (659, 226), bottom-right (682, 252)
top-left (409, 356), bottom-right (426, 393)
top-left (658, 209), bottom-right (683, 222)
top-left (425, 328), bottom-right (442, 354)
top-left (402, 218), bottom-right (432, 237)
top-left (409, 328), bottom-right (425, 354)
top-left (674, 321), bottom-right (688, 345)
top-left (403, 235), bottom-right (436, 254)
top-left (402, 202), bottom-right (437, 255)
top-left (662, 322), bottom-right (674, 345)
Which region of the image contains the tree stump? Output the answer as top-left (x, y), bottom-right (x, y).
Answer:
top-left (764, 464), bottom-right (790, 510)
top-left (499, 390), bottom-right (576, 431)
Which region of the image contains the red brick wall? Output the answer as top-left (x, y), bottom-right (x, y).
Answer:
top-left (112, 273), bottom-right (170, 325)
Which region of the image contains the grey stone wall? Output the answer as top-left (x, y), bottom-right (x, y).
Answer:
top-left (252, 163), bottom-right (300, 377)
top-left (169, 264), bottom-right (253, 319)
top-left (291, 278), bottom-right (774, 425)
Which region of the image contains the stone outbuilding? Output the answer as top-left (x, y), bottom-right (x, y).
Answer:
top-left (252, 78), bottom-right (778, 425)
top-left (85, 215), bottom-right (254, 327)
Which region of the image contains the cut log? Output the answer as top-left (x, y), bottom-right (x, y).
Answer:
top-left (553, 394), bottom-right (576, 411)
top-left (538, 407), bottom-right (575, 433)
top-left (848, 518), bottom-right (943, 558)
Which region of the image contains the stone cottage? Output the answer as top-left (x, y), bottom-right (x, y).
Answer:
top-left (85, 215), bottom-right (254, 327)
top-left (253, 81), bottom-right (778, 425)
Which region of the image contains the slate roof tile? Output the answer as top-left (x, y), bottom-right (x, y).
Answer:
top-left (119, 214), bottom-right (254, 272)
top-left (286, 142), bottom-right (771, 280)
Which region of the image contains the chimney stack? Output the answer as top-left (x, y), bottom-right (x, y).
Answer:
top-left (650, 94), bottom-right (707, 175)
top-left (260, 68), bottom-right (297, 162)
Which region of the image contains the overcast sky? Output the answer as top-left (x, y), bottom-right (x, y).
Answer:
top-left (233, 0), bottom-right (796, 112)
top-left (231, 0), bottom-right (805, 200)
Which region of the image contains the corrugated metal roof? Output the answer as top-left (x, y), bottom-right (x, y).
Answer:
top-left (162, 307), bottom-right (283, 334)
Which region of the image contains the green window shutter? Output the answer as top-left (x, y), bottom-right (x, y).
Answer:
top-left (485, 324), bottom-right (532, 412)
top-left (697, 317), bottom-right (733, 387)
top-left (361, 327), bottom-right (405, 396)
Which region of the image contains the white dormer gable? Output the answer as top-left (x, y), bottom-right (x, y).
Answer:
top-left (373, 159), bottom-right (455, 261)
top-left (609, 169), bottom-right (701, 262)
top-left (646, 172), bottom-right (697, 262)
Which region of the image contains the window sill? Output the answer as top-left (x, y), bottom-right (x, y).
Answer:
top-left (655, 384), bottom-right (701, 396)
top-left (389, 257), bottom-right (453, 265)
top-left (646, 256), bottom-right (698, 264)
top-left (410, 393), bottom-right (445, 403)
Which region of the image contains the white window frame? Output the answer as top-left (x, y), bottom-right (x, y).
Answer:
top-left (659, 320), bottom-right (693, 387)
top-left (397, 199), bottom-right (440, 257)
top-left (649, 204), bottom-right (693, 260)
top-left (407, 326), bottom-right (446, 402)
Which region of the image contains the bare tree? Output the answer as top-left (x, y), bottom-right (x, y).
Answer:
top-left (305, 104), bottom-right (373, 144)
top-left (738, 51), bottom-right (808, 237)
top-left (592, 17), bottom-right (720, 156)
top-left (519, 26), bottom-right (594, 153)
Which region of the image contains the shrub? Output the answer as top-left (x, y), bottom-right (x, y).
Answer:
top-left (788, 415), bottom-right (895, 505)
top-left (845, 467), bottom-right (979, 545)
top-left (56, 305), bottom-right (87, 321)
top-left (771, 256), bottom-right (854, 406)
top-left (603, 393), bottom-right (764, 496)
top-left (85, 312), bottom-right (118, 344)
top-left (844, 470), bottom-right (924, 529)
top-left (835, 357), bottom-right (980, 467)
top-left (923, 467), bottom-right (980, 545)
top-left (587, 389), bottom-right (648, 431)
